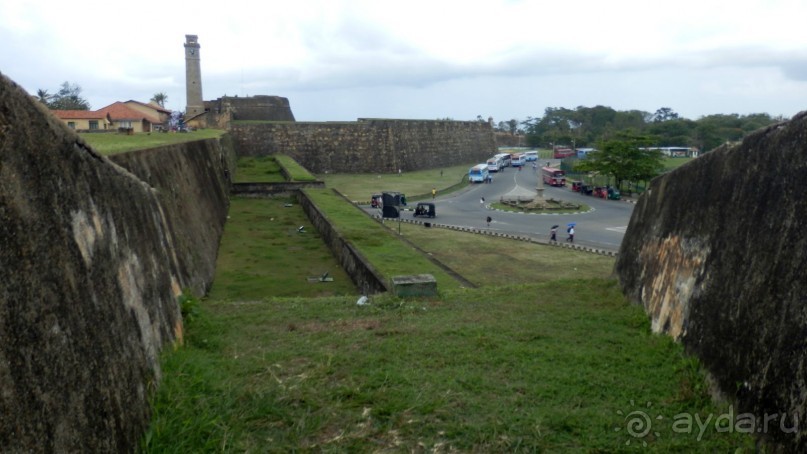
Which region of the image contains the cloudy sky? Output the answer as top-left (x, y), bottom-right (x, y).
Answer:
top-left (2, 0), bottom-right (806, 123)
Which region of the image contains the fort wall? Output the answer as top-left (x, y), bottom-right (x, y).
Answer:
top-left (230, 118), bottom-right (496, 173)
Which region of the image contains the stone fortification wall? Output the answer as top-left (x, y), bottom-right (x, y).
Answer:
top-left (0, 73), bottom-right (232, 452)
top-left (205, 95), bottom-right (295, 122)
top-left (615, 112), bottom-right (807, 450)
top-left (230, 118), bottom-right (496, 173)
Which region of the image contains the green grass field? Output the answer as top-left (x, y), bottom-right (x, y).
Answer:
top-left (143, 195), bottom-right (754, 452)
top-left (80, 129), bottom-right (226, 155)
top-left (318, 162), bottom-right (478, 202)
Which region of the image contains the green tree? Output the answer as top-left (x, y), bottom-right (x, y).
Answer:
top-left (578, 132), bottom-right (663, 190)
top-left (150, 92), bottom-right (168, 107)
top-left (48, 81), bottom-right (91, 110)
top-left (652, 107), bottom-right (679, 123)
top-left (35, 89), bottom-right (52, 105)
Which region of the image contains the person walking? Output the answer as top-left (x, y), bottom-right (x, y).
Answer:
top-left (550, 226), bottom-right (558, 242)
top-left (480, 196), bottom-right (485, 205)
top-left (566, 226), bottom-right (575, 243)
top-left (431, 187), bottom-right (437, 199)
top-left (486, 216), bottom-right (492, 227)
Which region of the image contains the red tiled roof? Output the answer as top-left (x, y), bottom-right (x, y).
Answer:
top-left (124, 99), bottom-right (172, 114)
top-left (52, 110), bottom-right (107, 120)
top-left (97, 102), bottom-right (160, 123)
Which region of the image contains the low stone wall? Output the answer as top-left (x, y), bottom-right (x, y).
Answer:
top-left (297, 189), bottom-right (388, 294)
top-left (0, 72), bottom-right (233, 452)
top-left (231, 182), bottom-right (325, 197)
top-left (615, 112), bottom-right (807, 450)
top-left (230, 118), bottom-right (496, 173)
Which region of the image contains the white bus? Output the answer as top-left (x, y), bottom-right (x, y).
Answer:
top-left (495, 152), bottom-right (512, 167)
top-left (524, 151), bottom-right (538, 162)
top-left (468, 164), bottom-right (490, 183)
top-left (487, 157), bottom-right (502, 172)
top-left (511, 153), bottom-right (525, 167)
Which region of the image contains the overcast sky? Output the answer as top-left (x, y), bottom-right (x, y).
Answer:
top-left (2, 0), bottom-right (806, 123)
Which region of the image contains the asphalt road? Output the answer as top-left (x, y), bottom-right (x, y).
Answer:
top-left (367, 160), bottom-right (635, 251)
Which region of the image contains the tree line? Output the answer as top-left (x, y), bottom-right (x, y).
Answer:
top-left (35, 81), bottom-right (168, 111)
top-left (521, 105), bottom-right (783, 152)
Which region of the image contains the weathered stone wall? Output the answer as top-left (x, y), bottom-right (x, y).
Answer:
top-left (230, 118), bottom-right (496, 173)
top-left (204, 95), bottom-right (295, 122)
top-left (0, 73), bottom-right (232, 452)
top-left (297, 189), bottom-right (388, 294)
top-left (615, 112), bottom-right (807, 450)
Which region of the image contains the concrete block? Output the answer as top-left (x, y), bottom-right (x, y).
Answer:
top-left (391, 274), bottom-right (438, 298)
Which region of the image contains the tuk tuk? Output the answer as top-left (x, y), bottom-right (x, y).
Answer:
top-left (370, 194), bottom-right (383, 208)
top-left (593, 187), bottom-right (607, 198)
top-left (581, 184), bottom-right (594, 195)
top-left (413, 202), bottom-right (436, 218)
top-left (607, 187), bottom-right (621, 200)
top-left (570, 181), bottom-right (583, 192)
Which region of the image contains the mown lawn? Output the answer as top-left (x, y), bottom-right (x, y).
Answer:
top-left (80, 129), bottom-right (226, 155)
top-left (318, 162), bottom-right (478, 202)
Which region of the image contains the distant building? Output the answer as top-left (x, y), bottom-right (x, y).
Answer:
top-left (97, 102), bottom-right (160, 133)
top-left (51, 110), bottom-right (112, 132)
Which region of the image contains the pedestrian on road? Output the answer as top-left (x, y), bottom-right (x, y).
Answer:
top-left (566, 226), bottom-right (575, 243)
top-left (550, 226), bottom-right (557, 242)
top-left (480, 197), bottom-right (485, 205)
top-left (431, 187), bottom-right (436, 199)
top-left (486, 216), bottom-right (492, 227)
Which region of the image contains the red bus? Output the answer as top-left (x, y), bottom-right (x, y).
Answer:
top-left (553, 148), bottom-right (576, 159)
top-left (541, 166), bottom-right (566, 186)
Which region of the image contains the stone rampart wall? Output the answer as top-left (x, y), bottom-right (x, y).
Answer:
top-left (230, 118), bottom-right (496, 173)
top-left (0, 73), bottom-right (232, 452)
top-left (615, 112), bottom-right (807, 450)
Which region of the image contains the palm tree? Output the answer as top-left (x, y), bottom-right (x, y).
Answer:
top-left (36, 89), bottom-right (52, 106)
top-left (150, 92), bottom-right (167, 107)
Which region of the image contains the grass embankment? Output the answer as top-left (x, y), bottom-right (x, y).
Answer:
top-left (319, 162), bottom-right (478, 202)
top-left (275, 154), bottom-right (318, 182)
top-left (303, 188), bottom-right (463, 290)
top-left (80, 129), bottom-right (226, 155)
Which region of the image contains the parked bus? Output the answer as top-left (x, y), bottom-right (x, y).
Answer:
top-left (511, 153), bottom-right (525, 167)
top-left (553, 148), bottom-right (576, 159)
top-left (486, 157), bottom-right (502, 172)
top-left (541, 166), bottom-right (566, 186)
top-left (469, 164), bottom-right (490, 183)
top-left (524, 151), bottom-right (538, 162)
top-left (495, 153), bottom-right (512, 167)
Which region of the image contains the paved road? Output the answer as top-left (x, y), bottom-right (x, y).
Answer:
top-left (367, 161), bottom-right (635, 251)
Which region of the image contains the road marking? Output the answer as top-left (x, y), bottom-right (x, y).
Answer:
top-left (606, 226), bottom-right (628, 233)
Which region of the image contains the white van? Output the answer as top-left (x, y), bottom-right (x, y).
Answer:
top-left (487, 158), bottom-right (502, 172)
top-left (524, 151), bottom-right (538, 162)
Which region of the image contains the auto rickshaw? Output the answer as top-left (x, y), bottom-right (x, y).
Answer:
top-left (581, 184), bottom-right (594, 195)
top-left (413, 202), bottom-right (436, 218)
top-left (593, 187), bottom-right (607, 198)
top-left (607, 187), bottom-right (621, 200)
top-left (370, 194), bottom-right (383, 208)
top-left (570, 181), bottom-right (583, 192)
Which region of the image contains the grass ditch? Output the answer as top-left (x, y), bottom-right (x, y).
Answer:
top-left (208, 196), bottom-right (357, 299)
top-left (80, 129), bottom-right (226, 155)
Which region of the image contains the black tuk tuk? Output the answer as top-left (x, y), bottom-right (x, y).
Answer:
top-left (370, 194), bottom-right (383, 208)
top-left (413, 202), bottom-right (436, 218)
